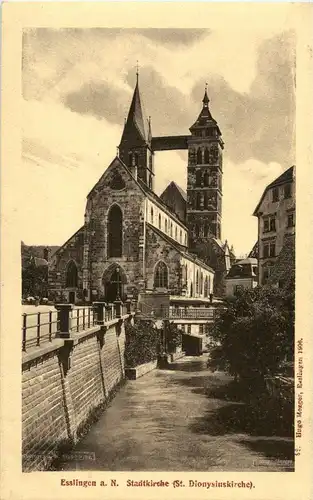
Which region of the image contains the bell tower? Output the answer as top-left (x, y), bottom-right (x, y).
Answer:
top-left (118, 71), bottom-right (154, 190)
top-left (187, 87), bottom-right (224, 250)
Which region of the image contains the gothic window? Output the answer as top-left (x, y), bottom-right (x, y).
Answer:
top-left (204, 148), bottom-right (210, 164)
top-left (196, 170), bottom-right (202, 187)
top-left (110, 171), bottom-right (125, 190)
top-left (154, 261), bottom-right (168, 288)
top-left (66, 261), bottom-right (78, 288)
top-left (150, 207), bottom-right (154, 224)
top-left (170, 222), bottom-right (173, 237)
top-left (203, 224), bottom-right (208, 237)
top-left (165, 219), bottom-right (168, 233)
top-left (203, 171), bottom-right (209, 187)
top-left (107, 205), bottom-right (123, 258)
top-left (196, 192), bottom-right (201, 210)
top-left (158, 214), bottom-right (161, 229)
top-left (128, 152), bottom-right (133, 167)
top-left (175, 226), bottom-right (177, 240)
top-left (197, 148), bottom-right (202, 164)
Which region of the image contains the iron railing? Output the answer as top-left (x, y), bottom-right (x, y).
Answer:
top-left (70, 306), bottom-right (97, 333)
top-left (22, 310), bottom-right (60, 351)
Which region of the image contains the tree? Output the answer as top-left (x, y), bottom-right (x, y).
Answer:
top-left (208, 285), bottom-right (294, 388)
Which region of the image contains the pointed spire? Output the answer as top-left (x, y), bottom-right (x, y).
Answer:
top-left (202, 82), bottom-right (209, 107)
top-left (119, 67), bottom-right (150, 147)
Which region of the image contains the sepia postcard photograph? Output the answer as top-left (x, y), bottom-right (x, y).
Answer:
top-left (1, 2), bottom-right (312, 500)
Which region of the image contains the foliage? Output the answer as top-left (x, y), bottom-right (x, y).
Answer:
top-left (125, 320), bottom-right (162, 368)
top-left (22, 260), bottom-right (48, 299)
top-left (167, 322), bottom-right (182, 353)
top-left (207, 285), bottom-right (294, 387)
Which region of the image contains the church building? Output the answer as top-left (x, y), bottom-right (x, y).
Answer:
top-left (48, 74), bottom-right (234, 304)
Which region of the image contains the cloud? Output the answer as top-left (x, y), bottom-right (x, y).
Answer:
top-left (21, 26), bottom-right (295, 255)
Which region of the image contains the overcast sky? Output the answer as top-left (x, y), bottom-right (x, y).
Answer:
top-left (22, 25), bottom-right (295, 256)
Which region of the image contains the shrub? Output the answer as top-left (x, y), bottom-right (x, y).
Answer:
top-left (125, 320), bottom-right (161, 368)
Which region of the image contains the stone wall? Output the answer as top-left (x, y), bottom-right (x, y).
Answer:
top-left (22, 317), bottom-right (129, 472)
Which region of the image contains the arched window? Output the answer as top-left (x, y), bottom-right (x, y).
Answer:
top-left (196, 192), bottom-right (201, 210)
top-left (107, 205), bottom-right (123, 257)
top-left (158, 213), bottom-right (161, 229)
top-left (170, 222), bottom-right (173, 237)
top-left (204, 147), bottom-right (210, 164)
top-left (165, 219), bottom-right (168, 233)
top-left (175, 226), bottom-right (177, 240)
top-left (128, 152), bottom-right (133, 167)
top-left (150, 207), bottom-right (154, 224)
top-left (184, 234), bottom-right (187, 245)
top-left (200, 272), bottom-right (203, 295)
top-left (154, 261), bottom-right (168, 288)
top-left (203, 171), bottom-right (209, 187)
top-left (197, 148), bottom-right (202, 164)
top-left (204, 277), bottom-right (208, 297)
top-left (66, 261), bottom-right (78, 288)
top-left (196, 270), bottom-right (199, 294)
top-left (196, 170), bottom-right (202, 187)
top-left (180, 229), bottom-right (182, 242)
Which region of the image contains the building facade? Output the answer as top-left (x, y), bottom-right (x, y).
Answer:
top-left (253, 166), bottom-right (295, 286)
top-left (48, 74), bottom-right (234, 305)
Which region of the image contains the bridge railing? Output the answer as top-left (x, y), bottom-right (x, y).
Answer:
top-left (137, 303), bottom-right (217, 320)
top-left (22, 300), bottom-right (136, 351)
top-left (22, 310), bottom-right (60, 352)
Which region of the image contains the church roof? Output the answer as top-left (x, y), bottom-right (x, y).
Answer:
top-left (120, 77), bottom-right (150, 145)
top-left (137, 177), bottom-right (188, 229)
top-left (170, 181), bottom-right (187, 201)
top-left (147, 223), bottom-right (214, 273)
top-left (190, 88), bottom-right (221, 136)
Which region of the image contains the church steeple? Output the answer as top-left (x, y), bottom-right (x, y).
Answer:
top-left (186, 86), bottom-right (224, 245)
top-left (119, 70), bottom-right (154, 190)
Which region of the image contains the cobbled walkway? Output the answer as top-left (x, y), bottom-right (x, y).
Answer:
top-left (58, 355), bottom-right (293, 472)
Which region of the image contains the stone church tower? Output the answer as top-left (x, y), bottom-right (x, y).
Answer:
top-left (187, 87), bottom-right (224, 248)
top-left (118, 73), bottom-right (154, 190)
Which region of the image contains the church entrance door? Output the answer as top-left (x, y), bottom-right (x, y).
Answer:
top-left (103, 265), bottom-right (127, 303)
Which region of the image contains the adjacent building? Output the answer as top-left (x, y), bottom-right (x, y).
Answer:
top-left (253, 166), bottom-right (295, 286)
top-left (225, 257), bottom-right (258, 297)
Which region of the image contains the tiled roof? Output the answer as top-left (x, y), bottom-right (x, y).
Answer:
top-left (137, 178), bottom-right (188, 229)
top-left (147, 223), bottom-right (214, 273)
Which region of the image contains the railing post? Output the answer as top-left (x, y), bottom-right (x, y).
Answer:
top-left (125, 299), bottom-right (131, 314)
top-left (36, 312), bottom-right (41, 346)
top-left (93, 302), bottom-right (106, 326)
top-left (114, 299), bottom-right (122, 319)
top-left (49, 310), bottom-right (52, 342)
top-left (22, 313), bottom-right (27, 352)
top-left (55, 304), bottom-right (74, 338)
